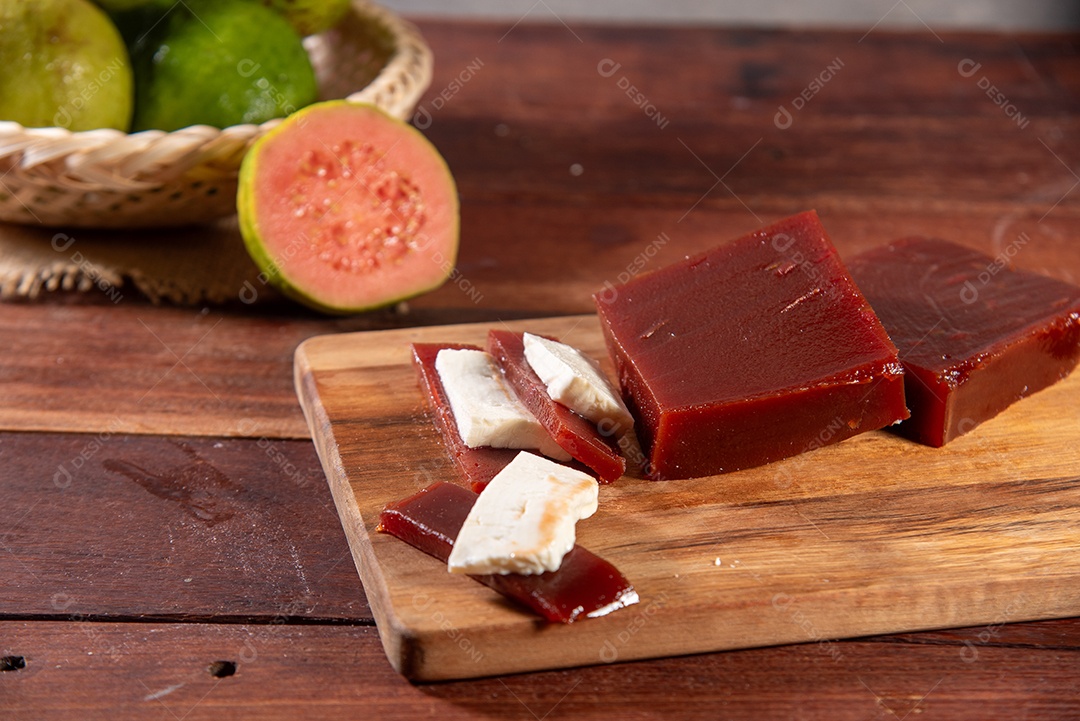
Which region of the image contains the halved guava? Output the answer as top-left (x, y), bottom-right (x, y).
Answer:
top-left (237, 101), bottom-right (460, 314)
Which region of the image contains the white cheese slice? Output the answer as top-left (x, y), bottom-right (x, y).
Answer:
top-left (435, 348), bottom-right (570, 461)
top-left (447, 451), bottom-right (599, 575)
top-left (522, 333), bottom-right (634, 436)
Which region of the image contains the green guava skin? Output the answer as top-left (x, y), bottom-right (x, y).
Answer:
top-left (237, 101), bottom-right (460, 315)
top-left (129, 0), bottom-right (317, 131)
top-left (0, 0), bottom-right (133, 131)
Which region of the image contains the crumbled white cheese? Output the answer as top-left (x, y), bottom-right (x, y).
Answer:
top-left (447, 451), bottom-right (599, 575)
top-left (522, 333), bottom-right (634, 436)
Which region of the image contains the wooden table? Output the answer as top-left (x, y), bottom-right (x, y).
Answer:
top-left (3, 18), bottom-right (1079, 719)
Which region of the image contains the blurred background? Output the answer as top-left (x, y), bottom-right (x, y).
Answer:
top-left (382, 0), bottom-right (1080, 31)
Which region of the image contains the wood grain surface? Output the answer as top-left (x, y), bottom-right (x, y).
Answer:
top-left (3, 18), bottom-right (1080, 718)
top-left (3, 619), bottom-right (1078, 720)
top-left (1, 26), bottom-right (1077, 440)
top-left (0, 432), bottom-right (369, 621)
top-left (295, 315), bottom-right (1080, 680)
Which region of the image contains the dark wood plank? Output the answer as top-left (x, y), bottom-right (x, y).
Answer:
top-left (415, 24), bottom-right (1080, 124)
top-left (0, 432), bottom-right (369, 621)
top-left (2, 27), bottom-right (1077, 437)
top-left (2, 619), bottom-right (1078, 719)
top-left (0, 299), bottom-right (401, 440)
top-left (418, 23), bottom-right (1080, 210)
top-left (416, 23), bottom-right (1080, 300)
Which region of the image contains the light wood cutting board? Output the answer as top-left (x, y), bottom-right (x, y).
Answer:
top-left (294, 315), bottom-right (1080, 681)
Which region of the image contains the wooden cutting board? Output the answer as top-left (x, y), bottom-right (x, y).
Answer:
top-left (294, 315), bottom-right (1080, 681)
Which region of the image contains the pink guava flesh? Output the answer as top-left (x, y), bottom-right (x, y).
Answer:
top-left (242, 102), bottom-right (459, 312)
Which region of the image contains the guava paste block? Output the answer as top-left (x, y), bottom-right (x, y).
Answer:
top-left (848, 237), bottom-right (1080, 446)
top-left (594, 210), bottom-right (908, 480)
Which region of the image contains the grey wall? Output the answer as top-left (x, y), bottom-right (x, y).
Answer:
top-left (381, 0), bottom-right (1080, 31)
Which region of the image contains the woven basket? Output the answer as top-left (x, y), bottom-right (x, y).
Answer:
top-left (0, 0), bottom-right (432, 229)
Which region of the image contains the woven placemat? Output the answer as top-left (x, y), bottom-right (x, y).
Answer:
top-left (0, 217), bottom-right (272, 306)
